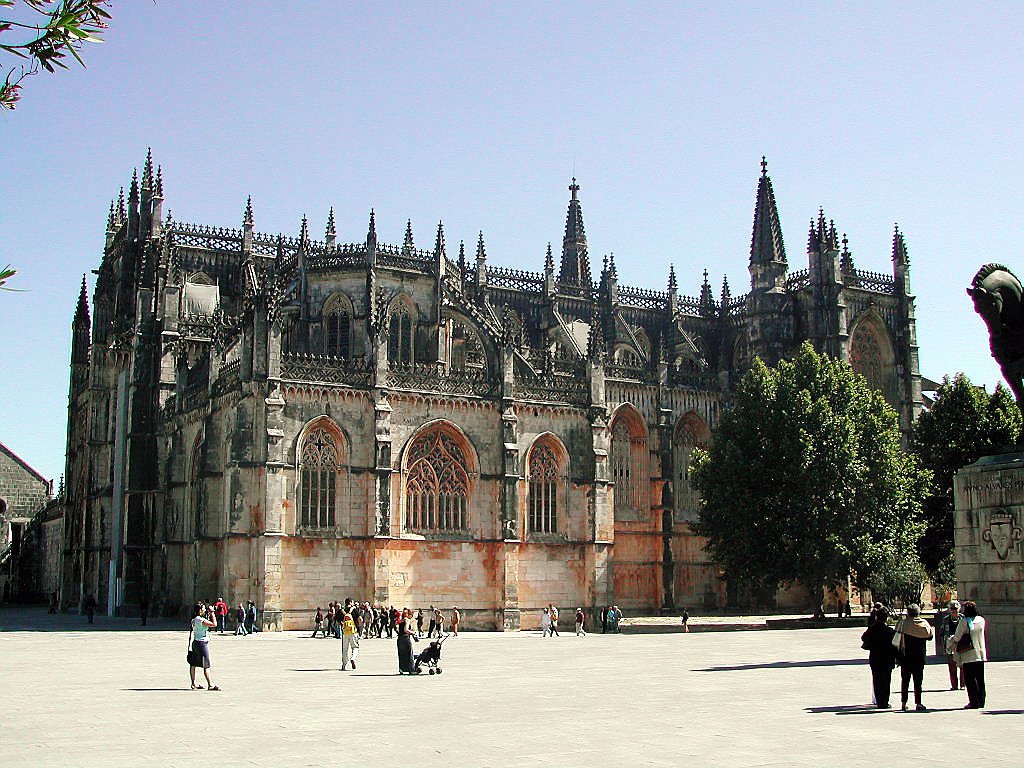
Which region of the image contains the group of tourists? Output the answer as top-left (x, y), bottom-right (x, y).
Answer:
top-left (311, 602), bottom-right (459, 642)
top-left (861, 599), bottom-right (988, 711)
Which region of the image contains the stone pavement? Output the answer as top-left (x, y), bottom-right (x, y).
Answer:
top-left (2, 606), bottom-right (1022, 767)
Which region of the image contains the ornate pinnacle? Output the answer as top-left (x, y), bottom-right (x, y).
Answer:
top-left (699, 269), bottom-right (714, 312)
top-left (608, 252), bottom-right (617, 279)
top-left (476, 231), bottom-right (486, 262)
top-left (404, 219), bottom-right (415, 252)
top-left (840, 233), bottom-right (854, 272)
top-left (107, 201), bottom-right (116, 231)
top-left (243, 196), bottom-right (254, 227)
top-left (142, 147), bottom-right (154, 188)
top-left (367, 208), bottom-right (377, 243)
top-left (128, 168), bottom-right (139, 206)
top-left (807, 219), bottom-right (817, 251)
top-left (892, 223), bottom-right (908, 266)
top-left (544, 243), bottom-right (554, 273)
top-left (75, 273), bottom-right (90, 322)
top-left (154, 165), bottom-right (164, 198)
top-left (458, 240), bottom-right (467, 277)
top-left (668, 264), bottom-right (677, 293)
top-left (299, 214), bottom-right (309, 242)
top-left (720, 274), bottom-right (731, 301)
top-left (761, 155), bottom-right (768, 177)
top-left (116, 187), bottom-right (126, 222)
top-left (165, 208), bottom-right (173, 226)
top-left (325, 206), bottom-right (336, 239)
top-left (434, 221), bottom-right (445, 259)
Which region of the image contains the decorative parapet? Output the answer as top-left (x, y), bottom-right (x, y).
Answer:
top-left (513, 370), bottom-right (588, 404)
top-left (785, 268), bottom-right (810, 291)
top-left (486, 266), bottom-right (545, 292)
top-left (844, 268), bottom-right (896, 295)
top-left (604, 361), bottom-right (651, 382)
top-left (280, 353), bottom-right (372, 387)
top-left (384, 362), bottom-right (496, 397)
top-left (618, 285), bottom-right (669, 310)
top-left (211, 359), bottom-right (241, 397)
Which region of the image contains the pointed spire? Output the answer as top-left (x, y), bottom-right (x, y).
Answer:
top-left (299, 213), bottom-right (309, 242)
top-left (457, 240), bottom-right (467, 279)
top-left (668, 264), bottom-right (678, 294)
top-left (699, 269), bottom-right (714, 313)
top-left (433, 221), bottom-right (445, 259)
top-left (142, 148), bottom-right (154, 189)
top-left (243, 196), bottom-right (254, 227)
top-left (107, 201), bottom-right (116, 232)
top-left (367, 208), bottom-right (377, 245)
top-left (544, 243), bottom-right (554, 273)
top-left (116, 187), bottom-right (126, 223)
top-left (720, 274), bottom-right (731, 303)
top-left (475, 232), bottom-right (487, 289)
top-left (559, 177), bottom-right (591, 287)
top-left (154, 165), bottom-right (164, 198)
top-left (325, 206), bottom-right (336, 242)
top-left (749, 156), bottom-right (787, 268)
top-left (807, 218), bottom-right (818, 252)
top-left (74, 274), bottom-right (90, 327)
top-left (128, 168), bottom-right (139, 207)
top-left (892, 223), bottom-right (908, 266)
top-left (608, 252), bottom-right (617, 279)
top-left (840, 233), bottom-right (854, 272)
top-left (404, 219), bottom-right (415, 253)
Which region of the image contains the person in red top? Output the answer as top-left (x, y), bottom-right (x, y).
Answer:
top-left (213, 597), bottom-right (229, 633)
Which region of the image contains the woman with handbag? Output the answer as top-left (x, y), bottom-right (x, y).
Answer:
top-left (860, 606), bottom-right (896, 708)
top-left (895, 604), bottom-right (932, 711)
top-left (188, 602), bottom-right (220, 691)
top-left (940, 601), bottom-right (967, 690)
top-left (950, 600), bottom-right (987, 708)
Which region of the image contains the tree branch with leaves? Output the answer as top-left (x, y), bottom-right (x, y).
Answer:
top-left (1, 0), bottom-right (110, 111)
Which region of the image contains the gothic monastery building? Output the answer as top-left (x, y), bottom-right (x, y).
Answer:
top-left (62, 153), bottom-right (922, 628)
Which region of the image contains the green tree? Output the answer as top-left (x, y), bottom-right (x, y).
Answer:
top-left (1, 0), bottom-right (110, 111)
top-left (691, 342), bottom-right (929, 613)
top-left (911, 373), bottom-right (1021, 574)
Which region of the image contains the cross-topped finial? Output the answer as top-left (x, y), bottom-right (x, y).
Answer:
top-left (326, 206), bottom-right (336, 238)
top-left (761, 155), bottom-right (768, 176)
top-left (243, 196), bottom-right (254, 227)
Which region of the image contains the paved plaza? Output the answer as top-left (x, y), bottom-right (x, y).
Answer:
top-left (2, 607), bottom-right (1022, 767)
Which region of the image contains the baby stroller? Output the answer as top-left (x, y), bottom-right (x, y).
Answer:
top-left (413, 633), bottom-right (450, 675)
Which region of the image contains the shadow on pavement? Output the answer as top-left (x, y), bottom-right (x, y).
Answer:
top-left (122, 688), bottom-right (193, 692)
top-left (807, 705), bottom-right (964, 715)
top-left (697, 658), bottom-right (865, 672)
top-left (0, 606), bottom-right (185, 633)
top-left (982, 709), bottom-right (1024, 715)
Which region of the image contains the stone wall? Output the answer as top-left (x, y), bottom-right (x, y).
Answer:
top-left (0, 443), bottom-right (51, 550)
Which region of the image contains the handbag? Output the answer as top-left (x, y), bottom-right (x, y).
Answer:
top-left (186, 623), bottom-right (201, 666)
top-left (955, 618), bottom-right (975, 653)
top-left (891, 620), bottom-right (905, 657)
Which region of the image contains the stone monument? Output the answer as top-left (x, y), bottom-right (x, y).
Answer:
top-left (953, 264), bottom-right (1024, 659)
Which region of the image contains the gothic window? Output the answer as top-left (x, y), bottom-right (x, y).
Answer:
top-left (673, 414), bottom-right (708, 524)
top-left (325, 310), bottom-right (350, 358)
top-left (614, 345), bottom-right (642, 368)
top-left (528, 441), bottom-right (561, 534)
top-left (405, 428), bottom-right (471, 532)
top-left (610, 409), bottom-right (648, 518)
top-left (299, 427), bottom-right (338, 528)
top-left (388, 305), bottom-right (413, 364)
top-left (850, 317), bottom-right (896, 404)
top-left (189, 437), bottom-right (204, 538)
top-left (450, 320), bottom-right (484, 370)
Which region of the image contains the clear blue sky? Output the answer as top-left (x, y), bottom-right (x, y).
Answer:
top-left (1, 2), bottom-right (1019, 483)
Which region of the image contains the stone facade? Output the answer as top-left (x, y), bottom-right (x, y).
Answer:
top-left (953, 454), bottom-right (1024, 659)
top-left (0, 442), bottom-right (53, 601)
top-left (61, 152), bottom-right (921, 627)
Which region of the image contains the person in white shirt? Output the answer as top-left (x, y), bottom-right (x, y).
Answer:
top-left (189, 603), bottom-right (220, 691)
top-left (950, 600), bottom-right (988, 708)
top-left (541, 607), bottom-right (552, 637)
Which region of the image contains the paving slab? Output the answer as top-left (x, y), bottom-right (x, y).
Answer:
top-left (1, 607), bottom-right (1021, 767)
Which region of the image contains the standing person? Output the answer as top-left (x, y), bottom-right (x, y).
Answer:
top-left (860, 606), bottom-right (896, 709)
top-left (575, 607), bottom-right (586, 636)
top-left (680, 607), bottom-right (690, 633)
top-left (246, 600), bottom-right (259, 634)
top-left (451, 606), bottom-right (461, 636)
top-left (139, 593), bottom-right (150, 627)
top-left (189, 603), bottom-right (220, 691)
top-left (427, 605), bottom-right (437, 638)
top-left (397, 608), bottom-right (416, 674)
top-left (541, 607), bottom-right (552, 637)
top-left (939, 601), bottom-right (966, 690)
top-left (49, 590), bottom-right (58, 614)
top-left (84, 593), bottom-right (97, 624)
top-left (951, 600), bottom-right (988, 709)
top-left (415, 608), bottom-right (425, 636)
top-left (613, 605), bottom-right (623, 633)
top-left (214, 597), bottom-right (228, 633)
top-left (548, 604), bottom-right (560, 636)
top-left (600, 605), bottom-right (608, 634)
top-left (234, 603), bottom-right (247, 635)
top-left (311, 606), bottom-right (325, 638)
top-left (895, 604), bottom-right (933, 711)
top-left (433, 607), bottom-right (445, 638)
top-left (340, 608), bottom-right (359, 670)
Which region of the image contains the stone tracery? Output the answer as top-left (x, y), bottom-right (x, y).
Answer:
top-left (405, 427), bottom-right (470, 532)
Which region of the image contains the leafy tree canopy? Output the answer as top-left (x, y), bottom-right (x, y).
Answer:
top-left (1, 0), bottom-right (110, 111)
top-left (911, 373), bottom-right (1021, 572)
top-left (691, 342), bottom-right (929, 609)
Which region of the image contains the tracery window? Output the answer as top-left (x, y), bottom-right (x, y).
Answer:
top-left (388, 306), bottom-right (413, 364)
top-left (405, 428), bottom-right (470, 532)
top-left (610, 412), bottom-right (647, 518)
top-left (528, 441), bottom-right (560, 534)
top-left (299, 427), bottom-right (337, 528)
top-left (673, 415), bottom-right (707, 524)
top-left (615, 346), bottom-right (642, 368)
top-left (850, 318), bottom-right (896, 404)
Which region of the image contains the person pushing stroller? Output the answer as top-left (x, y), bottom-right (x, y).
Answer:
top-left (413, 633), bottom-right (450, 675)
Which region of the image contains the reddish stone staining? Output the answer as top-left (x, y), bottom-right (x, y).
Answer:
top-left (296, 537), bottom-right (318, 557)
top-left (249, 505), bottom-right (264, 533)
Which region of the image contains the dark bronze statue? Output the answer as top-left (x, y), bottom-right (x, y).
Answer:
top-left (968, 263), bottom-right (1024, 406)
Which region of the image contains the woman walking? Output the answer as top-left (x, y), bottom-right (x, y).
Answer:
top-left (951, 600), bottom-right (988, 709)
top-left (397, 607), bottom-right (416, 674)
top-left (860, 606), bottom-right (896, 708)
top-left (340, 609), bottom-right (359, 670)
top-left (189, 603), bottom-right (220, 691)
top-left (895, 604), bottom-right (932, 711)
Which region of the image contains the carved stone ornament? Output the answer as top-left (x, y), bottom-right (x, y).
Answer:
top-left (982, 509), bottom-right (1024, 560)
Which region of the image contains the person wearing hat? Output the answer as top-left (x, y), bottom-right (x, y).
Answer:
top-left (895, 604), bottom-right (933, 711)
top-left (939, 601), bottom-right (966, 690)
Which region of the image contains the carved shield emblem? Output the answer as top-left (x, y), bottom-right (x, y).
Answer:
top-left (982, 509), bottom-right (1024, 560)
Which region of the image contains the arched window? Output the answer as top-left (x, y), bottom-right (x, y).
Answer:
top-left (614, 345), bottom-right (642, 368)
top-left (528, 440), bottom-right (562, 534)
top-left (610, 408), bottom-right (648, 519)
top-left (189, 436), bottom-right (204, 538)
top-left (405, 427), bottom-right (470, 532)
top-left (299, 427), bottom-right (337, 528)
top-left (388, 305), bottom-right (413, 364)
top-left (673, 413), bottom-right (709, 523)
top-left (323, 295), bottom-right (351, 358)
top-left (850, 316), bottom-right (897, 404)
